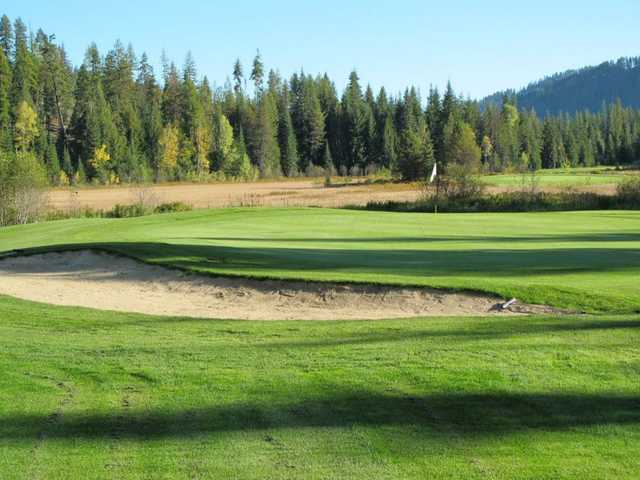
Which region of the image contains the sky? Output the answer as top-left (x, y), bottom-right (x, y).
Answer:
top-left (3, 0), bottom-right (639, 99)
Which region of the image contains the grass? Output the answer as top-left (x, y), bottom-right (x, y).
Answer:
top-left (1, 208), bottom-right (639, 313)
top-left (1, 295), bottom-right (639, 479)
top-left (481, 166), bottom-right (635, 188)
top-left (2, 207), bottom-right (640, 477)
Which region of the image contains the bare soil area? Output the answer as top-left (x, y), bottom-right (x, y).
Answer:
top-left (0, 250), bottom-right (560, 320)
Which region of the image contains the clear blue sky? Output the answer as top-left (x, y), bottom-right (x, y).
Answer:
top-left (4, 0), bottom-right (639, 98)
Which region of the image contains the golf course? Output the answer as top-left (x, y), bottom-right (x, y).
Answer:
top-left (1, 207), bottom-right (639, 479)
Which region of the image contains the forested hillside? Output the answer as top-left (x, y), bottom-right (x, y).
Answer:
top-left (484, 57), bottom-right (640, 115)
top-left (0, 13), bottom-right (639, 187)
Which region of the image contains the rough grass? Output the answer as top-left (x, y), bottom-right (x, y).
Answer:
top-left (1, 295), bottom-right (639, 479)
top-left (1, 208), bottom-right (639, 313)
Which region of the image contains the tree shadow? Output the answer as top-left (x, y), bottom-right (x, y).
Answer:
top-left (8, 241), bottom-right (640, 279)
top-left (252, 317), bottom-right (640, 349)
top-left (2, 392), bottom-right (639, 441)
top-left (183, 232), bottom-right (640, 244)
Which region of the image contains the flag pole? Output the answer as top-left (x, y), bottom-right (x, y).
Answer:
top-left (432, 162), bottom-right (439, 214)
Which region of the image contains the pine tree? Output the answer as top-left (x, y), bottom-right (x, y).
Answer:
top-left (427, 83), bottom-right (450, 163)
top-left (541, 119), bottom-right (564, 168)
top-left (161, 62), bottom-right (182, 125)
top-left (10, 18), bottom-right (37, 108)
top-left (250, 50), bottom-right (264, 97)
top-left (61, 145), bottom-right (73, 177)
top-left (317, 74), bottom-right (341, 170)
top-left (228, 128), bottom-right (253, 179)
top-left (0, 47), bottom-right (11, 150)
top-left (381, 115), bottom-right (397, 172)
top-left (254, 89), bottom-right (281, 177)
top-left (45, 137), bottom-right (61, 182)
top-left (0, 15), bottom-right (12, 60)
top-left (292, 75), bottom-right (325, 172)
top-left (322, 141), bottom-right (334, 173)
top-left (277, 86), bottom-right (299, 177)
top-left (341, 70), bottom-right (367, 172)
top-left (233, 58), bottom-right (243, 95)
top-left (398, 124), bottom-right (433, 181)
top-left (137, 52), bottom-right (162, 176)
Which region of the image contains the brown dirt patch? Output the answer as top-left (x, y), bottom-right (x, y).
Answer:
top-left (0, 250), bottom-right (560, 320)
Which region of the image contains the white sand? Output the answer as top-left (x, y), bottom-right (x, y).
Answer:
top-left (0, 250), bottom-right (558, 320)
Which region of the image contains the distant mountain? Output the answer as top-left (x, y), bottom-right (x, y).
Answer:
top-left (483, 56), bottom-right (640, 115)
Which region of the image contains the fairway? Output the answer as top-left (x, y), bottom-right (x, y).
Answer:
top-left (1, 296), bottom-right (639, 479)
top-left (1, 208), bottom-right (639, 313)
top-left (1, 208), bottom-right (640, 479)
top-left (481, 167), bottom-right (634, 190)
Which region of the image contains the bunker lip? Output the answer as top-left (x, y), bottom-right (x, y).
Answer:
top-left (0, 250), bottom-right (565, 320)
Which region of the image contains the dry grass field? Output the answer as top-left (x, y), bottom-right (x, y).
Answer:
top-left (45, 179), bottom-right (422, 212)
top-left (46, 172), bottom-right (627, 213)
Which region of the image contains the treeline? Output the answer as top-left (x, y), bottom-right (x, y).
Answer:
top-left (0, 13), bottom-right (639, 187)
top-left (484, 57), bottom-right (640, 115)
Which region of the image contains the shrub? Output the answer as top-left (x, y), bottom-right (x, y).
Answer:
top-left (435, 165), bottom-right (486, 201)
top-left (356, 191), bottom-right (619, 214)
top-left (154, 202), bottom-right (192, 214)
top-left (616, 177), bottom-right (640, 208)
top-left (108, 203), bottom-right (149, 218)
top-left (0, 151), bottom-right (47, 226)
top-left (305, 164), bottom-right (327, 178)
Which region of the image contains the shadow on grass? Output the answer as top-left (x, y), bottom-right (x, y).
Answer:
top-left (2, 392), bottom-right (639, 440)
top-left (6, 241), bottom-right (640, 313)
top-left (9, 241), bottom-right (640, 279)
top-left (184, 232), bottom-right (640, 243)
top-left (252, 318), bottom-right (640, 349)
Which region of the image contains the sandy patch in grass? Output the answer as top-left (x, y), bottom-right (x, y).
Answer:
top-left (0, 250), bottom-right (560, 320)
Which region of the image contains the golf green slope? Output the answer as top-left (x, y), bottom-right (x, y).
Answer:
top-left (1, 208), bottom-right (639, 312)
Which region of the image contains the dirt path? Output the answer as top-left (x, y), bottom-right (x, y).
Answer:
top-left (0, 250), bottom-right (559, 320)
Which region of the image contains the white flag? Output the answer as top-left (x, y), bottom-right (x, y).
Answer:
top-left (429, 162), bottom-right (437, 183)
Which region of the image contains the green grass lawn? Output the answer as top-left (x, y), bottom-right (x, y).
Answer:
top-left (1, 208), bottom-right (639, 312)
top-left (1, 208), bottom-right (640, 478)
top-left (481, 167), bottom-right (635, 188)
top-left (1, 295), bottom-right (639, 479)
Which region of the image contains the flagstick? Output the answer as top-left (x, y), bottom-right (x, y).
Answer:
top-left (434, 163), bottom-right (439, 215)
top-left (428, 162), bottom-right (439, 215)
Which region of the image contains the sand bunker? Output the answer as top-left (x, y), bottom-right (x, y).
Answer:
top-left (0, 250), bottom-right (559, 320)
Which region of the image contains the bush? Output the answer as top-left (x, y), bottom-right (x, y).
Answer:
top-left (616, 177), bottom-right (640, 208)
top-left (0, 151), bottom-right (47, 226)
top-left (106, 201), bottom-right (193, 218)
top-left (305, 164), bottom-right (327, 178)
top-left (435, 165), bottom-right (486, 201)
top-left (356, 191), bottom-right (619, 214)
top-left (154, 202), bottom-right (192, 213)
top-left (108, 203), bottom-right (149, 218)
